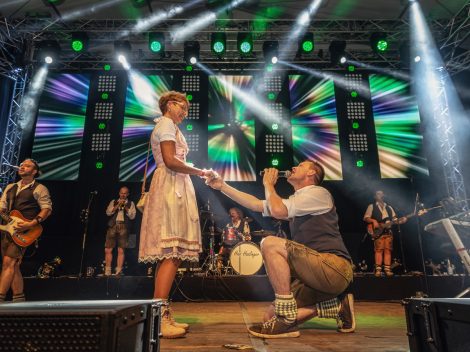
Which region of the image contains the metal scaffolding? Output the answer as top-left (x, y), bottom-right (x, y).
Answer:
top-left (433, 67), bottom-right (468, 210)
top-left (0, 70), bottom-right (28, 191)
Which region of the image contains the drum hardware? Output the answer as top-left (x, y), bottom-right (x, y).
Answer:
top-left (251, 230), bottom-right (276, 237)
top-left (37, 256), bottom-right (62, 278)
top-left (243, 217), bottom-right (253, 223)
top-left (200, 201), bottom-right (222, 276)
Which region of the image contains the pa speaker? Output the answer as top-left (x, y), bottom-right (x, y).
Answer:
top-left (403, 298), bottom-right (470, 352)
top-left (0, 299), bottom-right (162, 352)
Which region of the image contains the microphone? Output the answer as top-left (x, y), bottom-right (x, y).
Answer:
top-left (90, 191), bottom-right (98, 195)
top-left (259, 170), bottom-right (292, 178)
top-left (2, 163), bottom-right (20, 170)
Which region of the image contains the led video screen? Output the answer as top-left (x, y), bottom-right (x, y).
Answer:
top-left (32, 73), bottom-right (90, 180)
top-left (208, 75), bottom-right (256, 182)
top-left (119, 75), bottom-right (172, 182)
top-left (369, 74), bottom-right (428, 178)
top-left (288, 75), bottom-right (343, 180)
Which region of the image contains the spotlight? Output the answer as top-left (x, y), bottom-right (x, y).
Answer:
top-left (299, 32), bottom-right (314, 54)
top-left (370, 32), bottom-right (388, 53)
top-left (149, 32), bottom-right (165, 54)
top-left (237, 32), bottom-right (253, 56)
top-left (263, 41), bottom-right (279, 65)
top-left (211, 32), bottom-right (226, 56)
top-left (36, 40), bottom-right (61, 65)
top-left (328, 40), bottom-right (346, 65)
top-left (340, 56), bottom-right (347, 64)
top-left (414, 55), bottom-right (421, 63)
top-left (184, 41), bottom-right (200, 65)
top-left (70, 32), bottom-right (89, 53)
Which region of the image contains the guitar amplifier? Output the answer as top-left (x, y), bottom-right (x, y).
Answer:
top-left (0, 300), bottom-right (162, 352)
top-left (403, 298), bottom-right (470, 352)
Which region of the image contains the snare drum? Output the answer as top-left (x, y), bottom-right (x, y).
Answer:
top-left (222, 226), bottom-right (240, 246)
top-left (229, 242), bottom-right (263, 275)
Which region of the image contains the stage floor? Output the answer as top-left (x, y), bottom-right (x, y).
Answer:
top-left (162, 301), bottom-right (408, 352)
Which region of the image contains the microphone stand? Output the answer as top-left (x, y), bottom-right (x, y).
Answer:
top-left (414, 193), bottom-right (429, 294)
top-left (78, 191), bottom-right (97, 278)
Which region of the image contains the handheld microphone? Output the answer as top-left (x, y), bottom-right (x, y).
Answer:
top-left (2, 163), bottom-right (20, 170)
top-left (259, 170), bottom-right (292, 178)
top-left (90, 191), bottom-right (98, 195)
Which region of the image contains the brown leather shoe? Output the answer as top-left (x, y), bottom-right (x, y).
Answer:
top-left (248, 316), bottom-right (300, 339)
top-left (337, 293), bottom-right (356, 333)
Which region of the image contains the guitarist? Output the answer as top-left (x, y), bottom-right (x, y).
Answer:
top-left (0, 159), bottom-right (52, 303)
top-left (363, 190), bottom-right (407, 277)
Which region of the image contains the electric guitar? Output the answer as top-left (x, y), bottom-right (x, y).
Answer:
top-left (367, 208), bottom-right (429, 240)
top-left (0, 210), bottom-right (43, 247)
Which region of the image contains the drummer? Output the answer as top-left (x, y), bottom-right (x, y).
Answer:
top-left (217, 207), bottom-right (251, 270)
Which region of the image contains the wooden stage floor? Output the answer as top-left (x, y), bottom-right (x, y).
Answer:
top-left (161, 301), bottom-right (408, 352)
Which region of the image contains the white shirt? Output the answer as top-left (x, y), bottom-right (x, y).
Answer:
top-left (152, 117), bottom-right (177, 144)
top-left (262, 185), bottom-right (334, 220)
top-left (106, 199), bottom-right (136, 222)
top-left (363, 202), bottom-right (396, 221)
top-left (0, 180), bottom-right (52, 211)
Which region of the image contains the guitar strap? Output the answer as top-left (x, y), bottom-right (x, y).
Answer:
top-left (6, 184), bottom-right (18, 213)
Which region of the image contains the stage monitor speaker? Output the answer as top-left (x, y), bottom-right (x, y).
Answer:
top-left (0, 299), bottom-right (162, 352)
top-left (403, 298), bottom-right (470, 352)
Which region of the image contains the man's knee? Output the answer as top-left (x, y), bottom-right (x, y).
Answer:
top-left (117, 247), bottom-right (125, 254)
top-left (2, 256), bottom-right (18, 268)
top-left (260, 236), bottom-right (285, 254)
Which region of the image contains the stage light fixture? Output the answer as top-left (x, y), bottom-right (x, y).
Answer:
top-left (263, 41), bottom-right (279, 64)
top-left (237, 32), bottom-right (253, 55)
top-left (271, 158), bottom-right (279, 166)
top-left (71, 32), bottom-right (89, 53)
top-left (37, 40), bottom-right (61, 64)
top-left (356, 160), bottom-right (364, 168)
top-left (370, 32), bottom-right (388, 53)
top-left (414, 55), bottom-right (421, 62)
top-left (149, 32), bottom-right (165, 54)
top-left (184, 41), bottom-right (200, 65)
top-left (328, 40), bottom-right (346, 65)
top-left (299, 32), bottom-right (314, 54)
top-left (211, 32), bottom-right (226, 56)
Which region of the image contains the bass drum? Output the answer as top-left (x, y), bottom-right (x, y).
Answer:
top-left (229, 242), bottom-right (263, 275)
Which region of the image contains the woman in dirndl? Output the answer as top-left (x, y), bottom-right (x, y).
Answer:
top-left (139, 91), bottom-right (212, 338)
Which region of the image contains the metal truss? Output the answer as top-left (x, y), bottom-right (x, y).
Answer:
top-left (4, 17), bottom-right (448, 70)
top-left (440, 1), bottom-right (470, 75)
top-left (433, 68), bottom-right (468, 210)
top-left (0, 70), bottom-right (28, 191)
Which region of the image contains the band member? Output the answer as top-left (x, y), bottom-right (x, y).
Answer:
top-left (104, 186), bottom-right (136, 276)
top-left (208, 161), bottom-right (355, 338)
top-left (363, 190), bottom-right (407, 277)
top-left (0, 159), bottom-right (52, 303)
top-left (217, 207), bottom-right (251, 270)
top-left (138, 91), bottom-right (214, 338)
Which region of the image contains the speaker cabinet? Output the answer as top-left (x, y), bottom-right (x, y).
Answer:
top-left (0, 300), bottom-right (162, 352)
top-left (403, 298), bottom-right (470, 352)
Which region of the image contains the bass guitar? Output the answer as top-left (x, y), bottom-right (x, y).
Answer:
top-left (0, 210), bottom-right (43, 247)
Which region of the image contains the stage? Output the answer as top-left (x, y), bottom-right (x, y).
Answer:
top-left (21, 274), bottom-right (470, 302)
top-left (161, 301), bottom-right (408, 352)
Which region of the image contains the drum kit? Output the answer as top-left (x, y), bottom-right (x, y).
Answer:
top-left (199, 209), bottom-right (275, 276)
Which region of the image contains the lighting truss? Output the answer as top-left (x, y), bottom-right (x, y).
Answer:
top-left (433, 68), bottom-right (468, 210)
top-left (4, 17), bottom-right (449, 70)
top-left (0, 69), bottom-right (29, 190)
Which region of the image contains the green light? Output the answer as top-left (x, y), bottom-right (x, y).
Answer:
top-left (348, 65), bottom-right (355, 72)
top-left (272, 123), bottom-right (279, 130)
top-left (376, 40), bottom-right (388, 52)
top-left (150, 41), bottom-right (162, 53)
top-left (213, 41), bottom-right (225, 53)
top-left (98, 123), bottom-right (106, 130)
top-left (240, 41), bottom-right (252, 53)
top-left (185, 65), bottom-right (193, 72)
top-left (356, 160), bottom-right (364, 168)
top-left (302, 40), bottom-right (314, 52)
top-left (187, 94), bottom-right (193, 101)
top-left (103, 64), bottom-right (111, 71)
top-left (71, 40), bottom-right (84, 52)
top-left (186, 124), bottom-right (193, 131)
top-left (95, 162), bottom-right (103, 169)
top-left (101, 93), bottom-right (109, 100)
top-left (351, 91), bottom-right (358, 98)
top-left (271, 159), bottom-right (279, 166)
top-left (266, 64), bottom-right (273, 72)
top-left (352, 121), bottom-right (359, 129)
top-left (267, 92), bottom-right (276, 100)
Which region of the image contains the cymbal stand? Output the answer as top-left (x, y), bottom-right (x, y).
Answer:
top-left (201, 214), bottom-right (220, 276)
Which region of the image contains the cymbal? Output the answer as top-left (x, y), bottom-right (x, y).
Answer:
top-left (251, 230), bottom-right (276, 237)
top-left (243, 217), bottom-right (253, 223)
